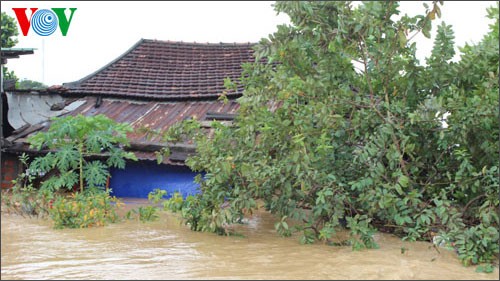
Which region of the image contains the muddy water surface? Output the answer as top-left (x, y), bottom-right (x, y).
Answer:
top-left (1, 199), bottom-right (498, 280)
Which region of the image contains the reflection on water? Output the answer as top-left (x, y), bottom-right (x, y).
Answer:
top-left (1, 199), bottom-right (498, 280)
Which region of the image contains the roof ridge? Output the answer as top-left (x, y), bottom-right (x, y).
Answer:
top-left (143, 38), bottom-right (256, 46)
top-left (63, 38), bottom-right (146, 88)
top-left (62, 38), bottom-right (257, 99)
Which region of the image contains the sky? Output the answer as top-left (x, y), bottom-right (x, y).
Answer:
top-left (0, 1), bottom-right (496, 87)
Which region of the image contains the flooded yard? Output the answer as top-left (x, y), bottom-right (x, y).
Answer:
top-left (1, 199), bottom-right (498, 280)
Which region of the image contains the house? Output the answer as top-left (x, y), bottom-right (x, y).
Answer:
top-left (1, 39), bottom-right (257, 198)
top-left (1, 47), bottom-right (35, 190)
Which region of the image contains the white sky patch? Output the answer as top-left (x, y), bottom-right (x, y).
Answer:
top-left (439, 111), bottom-right (451, 129)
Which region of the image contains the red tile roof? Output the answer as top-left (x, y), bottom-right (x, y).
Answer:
top-left (5, 39), bottom-right (260, 165)
top-left (63, 39), bottom-right (256, 100)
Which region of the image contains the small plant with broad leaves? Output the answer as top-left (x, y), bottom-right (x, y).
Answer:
top-left (125, 189), bottom-right (167, 223)
top-left (28, 114), bottom-right (137, 194)
top-left (9, 114), bottom-right (137, 229)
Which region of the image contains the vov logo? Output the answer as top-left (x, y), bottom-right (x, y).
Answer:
top-left (12, 8), bottom-right (77, 36)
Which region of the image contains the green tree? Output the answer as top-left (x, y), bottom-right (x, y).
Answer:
top-left (28, 114), bottom-right (138, 193)
top-left (1, 11), bottom-right (18, 48)
top-left (164, 1), bottom-right (498, 266)
top-left (17, 79), bottom-right (48, 90)
top-left (1, 11), bottom-right (20, 80)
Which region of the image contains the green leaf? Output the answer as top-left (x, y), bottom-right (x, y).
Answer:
top-left (476, 264), bottom-right (494, 273)
top-left (83, 161), bottom-right (110, 188)
top-left (58, 171), bottom-right (79, 190)
top-left (395, 184), bottom-right (404, 195)
top-left (403, 216), bottom-right (413, 224)
top-left (398, 30), bottom-right (407, 48)
top-left (282, 221), bottom-right (289, 230)
top-left (155, 151), bottom-right (164, 165)
top-left (354, 24), bottom-right (363, 34)
top-left (107, 148), bottom-right (127, 169)
top-left (54, 146), bottom-right (80, 171)
top-left (435, 5), bottom-right (441, 18)
top-left (398, 175), bottom-right (409, 188)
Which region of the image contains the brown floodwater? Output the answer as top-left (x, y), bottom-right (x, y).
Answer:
top-left (1, 199), bottom-right (498, 280)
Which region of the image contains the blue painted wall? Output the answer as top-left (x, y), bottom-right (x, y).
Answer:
top-left (109, 161), bottom-right (200, 199)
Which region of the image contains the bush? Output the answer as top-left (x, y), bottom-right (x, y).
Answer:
top-left (1, 153), bottom-right (51, 218)
top-left (4, 115), bottom-right (137, 229)
top-left (49, 189), bottom-right (120, 229)
top-left (124, 189), bottom-right (167, 223)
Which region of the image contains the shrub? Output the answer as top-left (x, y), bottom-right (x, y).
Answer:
top-left (49, 189), bottom-right (121, 229)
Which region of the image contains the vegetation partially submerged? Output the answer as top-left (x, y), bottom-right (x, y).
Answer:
top-left (1, 0), bottom-right (498, 271)
top-left (157, 1), bottom-right (499, 268)
top-left (2, 114), bottom-right (137, 228)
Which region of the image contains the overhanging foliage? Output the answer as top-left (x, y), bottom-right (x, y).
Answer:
top-left (163, 1), bottom-right (498, 266)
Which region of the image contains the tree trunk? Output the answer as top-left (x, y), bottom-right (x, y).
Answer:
top-left (79, 142), bottom-right (84, 193)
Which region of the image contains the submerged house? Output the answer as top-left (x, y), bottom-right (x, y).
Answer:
top-left (1, 47), bottom-right (35, 190)
top-left (2, 39), bottom-right (256, 198)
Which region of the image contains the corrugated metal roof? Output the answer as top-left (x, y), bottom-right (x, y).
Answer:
top-left (3, 39), bottom-right (260, 165)
top-left (70, 97), bottom-right (240, 142)
top-left (1, 48), bottom-right (35, 64)
top-left (4, 96), bottom-right (240, 165)
top-left (62, 39), bottom-right (256, 100)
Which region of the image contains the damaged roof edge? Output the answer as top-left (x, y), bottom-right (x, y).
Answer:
top-left (60, 91), bottom-right (243, 101)
top-left (1, 48), bottom-right (36, 64)
top-left (4, 136), bottom-right (196, 165)
top-left (62, 38), bottom-right (146, 89)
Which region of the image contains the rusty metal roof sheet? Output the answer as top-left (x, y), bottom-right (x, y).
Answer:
top-left (4, 96), bottom-right (240, 165)
top-left (71, 97), bottom-right (240, 142)
top-left (1, 48), bottom-right (35, 64)
top-left (4, 39), bottom-right (260, 165)
top-left (62, 39), bottom-right (256, 100)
